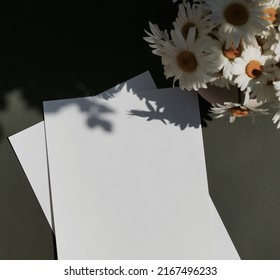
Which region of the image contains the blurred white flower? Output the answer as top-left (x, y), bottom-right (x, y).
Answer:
top-left (251, 80), bottom-right (278, 102)
top-left (232, 45), bottom-right (273, 93)
top-left (262, 0), bottom-right (280, 26)
top-left (203, 0), bottom-right (270, 48)
top-left (158, 27), bottom-right (218, 91)
top-left (273, 80), bottom-right (280, 99)
top-left (173, 0), bottom-right (211, 40)
top-left (208, 32), bottom-right (244, 81)
top-left (270, 100), bottom-right (280, 128)
top-left (143, 22), bottom-right (171, 56)
top-left (210, 98), bottom-right (269, 123)
top-left (261, 26), bottom-right (278, 52)
top-left (269, 26), bottom-right (280, 60)
top-left (272, 109), bottom-right (280, 128)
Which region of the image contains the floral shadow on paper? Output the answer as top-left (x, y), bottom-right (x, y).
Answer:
top-left (42, 94), bottom-right (116, 133)
top-left (127, 88), bottom-right (213, 129)
top-left (42, 73), bottom-right (154, 133)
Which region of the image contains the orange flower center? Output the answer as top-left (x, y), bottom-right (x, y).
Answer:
top-left (223, 44), bottom-right (242, 59)
top-left (245, 60), bottom-right (263, 78)
top-left (224, 3), bottom-right (249, 25)
top-left (181, 22), bottom-right (196, 40)
top-left (230, 107), bottom-right (249, 117)
top-left (177, 51), bottom-right (198, 72)
top-left (263, 8), bottom-right (277, 23)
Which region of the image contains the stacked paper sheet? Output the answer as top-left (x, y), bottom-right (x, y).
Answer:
top-left (8, 71), bottom-right (240, 260)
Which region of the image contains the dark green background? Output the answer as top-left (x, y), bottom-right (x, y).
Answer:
top-left (1, 1), bottom-right (280, 260)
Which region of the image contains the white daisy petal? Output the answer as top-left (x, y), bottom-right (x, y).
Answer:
top-left (158, 27), bottom-right (218, 91)
top-left (232, 45), bottom-right (273, 93)
top-left (204, 0), bottom-right (270, 48)
top-left (210, 99), bottom-right (269, 123)
top-left (144, 0), bottom-right (280, 128)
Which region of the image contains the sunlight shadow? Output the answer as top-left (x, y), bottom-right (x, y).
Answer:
top-left (128, 87), bottom-right (204, 129)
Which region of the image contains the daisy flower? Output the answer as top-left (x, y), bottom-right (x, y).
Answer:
top-left (270, 100), bottom-right (280, 127)
top-left (269, 26), bottom-right (280, 60)
top-left (143, 0), bottom-right (280, 128)
top-left (262, 0), bottom-right (280, 26)
top-left (272, 109), bottom-right (280, 128)
top-left (143, 22), bottom-right (171, 56)
top-left (158, 27), bottom-right (218, 91)
top-left (203, 0), bottom-right (270, 48)
top-left (232, 45), bottom-right (273, 94)
top-left (261, 50), bottom-right (280, 80)
top-left (210, 98), bottom-right (269, 123)
top-left (273, 79), bottom-right (280, 98)
top-left (260, 26), bottom-right (278, 52)
top-left (208, 31), bottom-right (244, 81)
top-left (251, 80), bottom-right (278, 102)
top-left (173, 0), bottom-right (211, 40)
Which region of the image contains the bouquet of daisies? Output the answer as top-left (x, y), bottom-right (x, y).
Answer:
top-left (144, 0), bottom-right (280, 127)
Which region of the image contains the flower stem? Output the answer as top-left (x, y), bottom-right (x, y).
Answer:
top-left (237, 88), bottom-right (242, 104)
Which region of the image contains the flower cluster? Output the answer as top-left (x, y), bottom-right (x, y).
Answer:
top-left (144, 0), bottom-right (280, 128)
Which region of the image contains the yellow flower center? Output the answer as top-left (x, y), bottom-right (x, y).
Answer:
top-left (230, 107), bottom-right (249, 117)
top-left (263, 8), bottom-right (277, 23)
top-left (245, 60), bottom-right (263, 78)
top-left (224, 3), bottom-right (249, 25)
top-left (181, 22), bottom-right (196, 40)
top-left (223, 44), bottom-right (242, 59)
top-left (177, 51), bottom-right (198, 72)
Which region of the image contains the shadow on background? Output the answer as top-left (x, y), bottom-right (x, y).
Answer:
top-left (0, 1), bottom-right (186, 137)
top-left (198, 94), bottom-right (213, 127)
top-left (0, 0), bottom-right (213, 138)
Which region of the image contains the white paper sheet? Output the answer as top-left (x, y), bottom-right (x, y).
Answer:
top-left (42, 80), bottom-right (236, 259)
top-left (9, 71), bottom-right (157, 230)
top-left (9, 119), bottom-right (240, 259)
top-left (9, 122), bottom-right (53, 228)
top-left (8, 71), bottom-right (240, 259)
